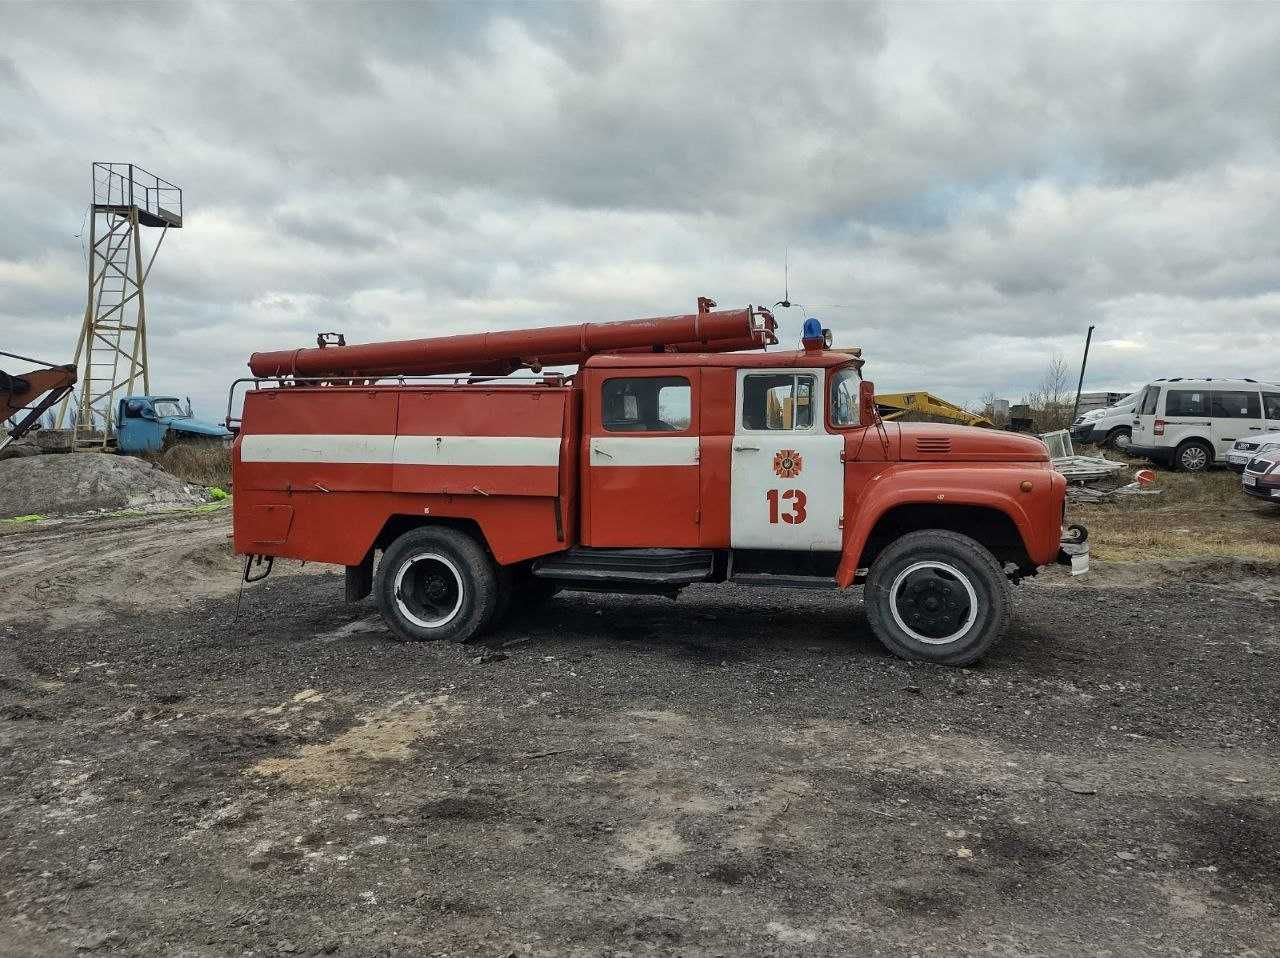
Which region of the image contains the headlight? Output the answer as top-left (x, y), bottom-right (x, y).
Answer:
top-left (1260, 442), bottom-right (1280, 454)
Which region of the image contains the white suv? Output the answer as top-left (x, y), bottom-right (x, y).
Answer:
top-left (1129, 378), bottom-right (1280, 472)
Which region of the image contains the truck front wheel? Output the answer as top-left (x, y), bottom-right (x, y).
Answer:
top-left (864, 530), bottom-right (1012, 666)
top-left (376, 527), bottom-right (498, 643)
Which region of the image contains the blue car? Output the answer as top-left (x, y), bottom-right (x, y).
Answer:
top-left (116, 395), bottom-right (231, 453)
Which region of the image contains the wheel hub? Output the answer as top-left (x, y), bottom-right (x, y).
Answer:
top-left (889, 562), bottom-right (979, 645)
top-left (393, 554), bottom-right (464, 629)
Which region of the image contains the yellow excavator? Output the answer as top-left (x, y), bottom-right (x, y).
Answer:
top-left (875, 391), bottom-right (994, 428)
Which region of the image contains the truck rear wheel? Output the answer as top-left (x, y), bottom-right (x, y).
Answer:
top-left (864, 530), bottom-right (1011, 666)
top-left (375, 527), bottom-right (497, 643)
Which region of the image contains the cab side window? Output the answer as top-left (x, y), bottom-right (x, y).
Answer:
top-left (602, 377), bottom-right (690, 433)
top-left (1210, 390), bottom-right (1260, 419)
top-left (1265, 392), bottom-right (1280, 419)
top-left (742, 374), bottom-right (815, 431)
top-left (1164, 389), bottom-right (1207, 417)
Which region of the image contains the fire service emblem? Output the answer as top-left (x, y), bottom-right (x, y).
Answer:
top-left (772, 449), bottom-right (803, 479)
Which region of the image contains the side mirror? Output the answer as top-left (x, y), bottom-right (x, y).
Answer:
top-left (859, 380), bottom-right (877, 425)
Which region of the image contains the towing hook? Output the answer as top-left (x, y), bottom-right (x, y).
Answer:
top-left (243, 554), bottom-right (274, 583)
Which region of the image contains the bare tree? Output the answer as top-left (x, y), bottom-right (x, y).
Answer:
top-left (1036, 350), bottom-right (1073, 431)
top-left (971, 390), bottom-right (1010, 428)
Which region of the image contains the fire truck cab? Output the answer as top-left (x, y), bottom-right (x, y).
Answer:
top-left (233, 307), bottom-right (1083, 666)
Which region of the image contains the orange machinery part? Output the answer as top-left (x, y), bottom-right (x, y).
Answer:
top-left (247, 306), bottom-right (775, 379)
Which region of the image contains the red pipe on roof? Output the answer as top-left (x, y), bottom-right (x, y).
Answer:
top-left (247, 306), bottom-right (775, 379)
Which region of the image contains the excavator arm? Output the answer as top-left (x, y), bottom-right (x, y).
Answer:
top-left (875, 391), bottom-right (995, 428)
top-left (1, 350), bottom-right (77, 452)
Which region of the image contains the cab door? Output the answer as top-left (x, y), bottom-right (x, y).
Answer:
top-left (1131, 384), bottom-right (1159, 449)
top-left (118, 398), bottom-right (166, 452)
top-left (584, 369), bottom-right (702, 547)
top-left (730, 369), bottom-right (843, 550)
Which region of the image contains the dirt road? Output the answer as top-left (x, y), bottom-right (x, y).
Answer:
top-left (1, 510), bottom-right (1277, 956)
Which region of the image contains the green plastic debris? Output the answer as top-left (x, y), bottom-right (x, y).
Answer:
top-left (4, 515), bottom-right (45, 523)
top-left (209, 487), bottom-right (229, 500)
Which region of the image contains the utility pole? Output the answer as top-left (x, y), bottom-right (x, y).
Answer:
top-left (1071, 325), bottom-right (1095, 425)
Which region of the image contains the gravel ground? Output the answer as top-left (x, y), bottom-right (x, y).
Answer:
top-left (1, 512), bottom-right (1278, 957)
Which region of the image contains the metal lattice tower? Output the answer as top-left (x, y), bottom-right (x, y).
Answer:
top-left (58, 163), bottom-right (182, 447)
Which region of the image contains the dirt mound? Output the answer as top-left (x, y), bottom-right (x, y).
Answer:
top-left (0, 452), bottom-right (212, 518)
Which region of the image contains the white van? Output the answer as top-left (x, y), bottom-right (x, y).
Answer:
top-left (1071, 390), bottom-right (1141, 450)
top-left (1130, 378), bottom-right (1280, 471)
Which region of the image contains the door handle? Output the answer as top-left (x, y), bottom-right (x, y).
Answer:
top-left (733, 444), bottom-right (760, 452)
top-left (593, 447), bottom-right (613, 459)
top-left (1250, 426), bottom-right (1263, 431)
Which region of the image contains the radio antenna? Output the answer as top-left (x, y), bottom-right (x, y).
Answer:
top-left (774, 248), bottom-right (792, 310)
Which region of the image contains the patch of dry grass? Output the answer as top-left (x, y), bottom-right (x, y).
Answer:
top-left (1073, 462), bottom-right (1280, 562)
top-left (136, 442), bottom-right (232, 489)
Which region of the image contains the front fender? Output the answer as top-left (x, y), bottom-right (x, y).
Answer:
top-left (835, 463), bottom-right (1065, 587)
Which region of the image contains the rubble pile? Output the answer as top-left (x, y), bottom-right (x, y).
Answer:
top-left (0, 453), bottom-right (211, 518)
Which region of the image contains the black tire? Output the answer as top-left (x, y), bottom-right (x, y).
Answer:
top-left (375, 527), bottom-right (497, 643)
top-left (864, 530), bottom-right (1012, 667)
top-left (1104, 427), bottom-right (1131, 451)
top-left (1174, 439), bottom-right (1213, 473)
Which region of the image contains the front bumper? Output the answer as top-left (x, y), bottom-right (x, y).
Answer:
top-left (1226, 453), bottom-right (1252, 473)
top-left (1071, 423), bottom-right (1097, 444)
top-left (1242, 464), bottom-right (1280, 501)
top-left (1056, 525), bottom-right (1090, 576)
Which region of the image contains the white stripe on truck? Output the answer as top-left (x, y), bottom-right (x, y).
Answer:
top-left (240, 434), bottom-right (561, 467)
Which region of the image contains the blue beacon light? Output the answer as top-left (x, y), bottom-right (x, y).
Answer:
top-left (801, 317), bottom-right (832, 349)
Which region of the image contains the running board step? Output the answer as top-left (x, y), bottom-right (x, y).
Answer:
top-left (532, 547), bottom-right (714, 585)
top-left (729, 573), bottom-right (839, 591)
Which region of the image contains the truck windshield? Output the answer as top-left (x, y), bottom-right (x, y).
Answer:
top-left (831, 367), bottom-right (861, 426)
top-left (151, 400), bottom-right (185, 418)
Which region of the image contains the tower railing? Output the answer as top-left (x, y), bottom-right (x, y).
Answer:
top-left (92, 162), bottom-right (183, 227)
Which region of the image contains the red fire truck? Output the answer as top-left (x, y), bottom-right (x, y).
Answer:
top-left (230, 301), bottom-right (1086, 666)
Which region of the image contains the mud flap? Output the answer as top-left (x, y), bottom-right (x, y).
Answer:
top-left (345, 550), bottom-right (374, 602)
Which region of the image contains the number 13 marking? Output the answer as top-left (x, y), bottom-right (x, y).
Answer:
top-left (766, 488), bottom-right (807, 524)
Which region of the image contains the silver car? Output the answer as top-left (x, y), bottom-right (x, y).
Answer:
top-left (1227, 431), bottom-right (1280, 473)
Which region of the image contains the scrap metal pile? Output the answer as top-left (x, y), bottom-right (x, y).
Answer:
top-left (1041, 429), bottom-right (1159, 502)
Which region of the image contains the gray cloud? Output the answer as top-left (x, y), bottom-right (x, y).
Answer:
top-left (2, 0), bottom-right (1278, 421)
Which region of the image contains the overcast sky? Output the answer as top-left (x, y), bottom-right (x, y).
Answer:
top-left (3, 1), bottom-right (1279, 420)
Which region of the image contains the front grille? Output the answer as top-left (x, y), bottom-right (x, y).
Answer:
top-left (1246, 458), bottom-right (1274, 475)
top-left (1237, 442), bottom-right (1259, 452)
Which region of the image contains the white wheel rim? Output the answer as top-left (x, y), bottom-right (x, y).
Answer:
top-left (1115, 432), bottom-right (1130, 449)
top-left (1183, 447), bottom-right (1207, 469)
top-left (888, 560), bottom-right (980, 646)
top-left (393, 553), bottom-right (464, 629)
